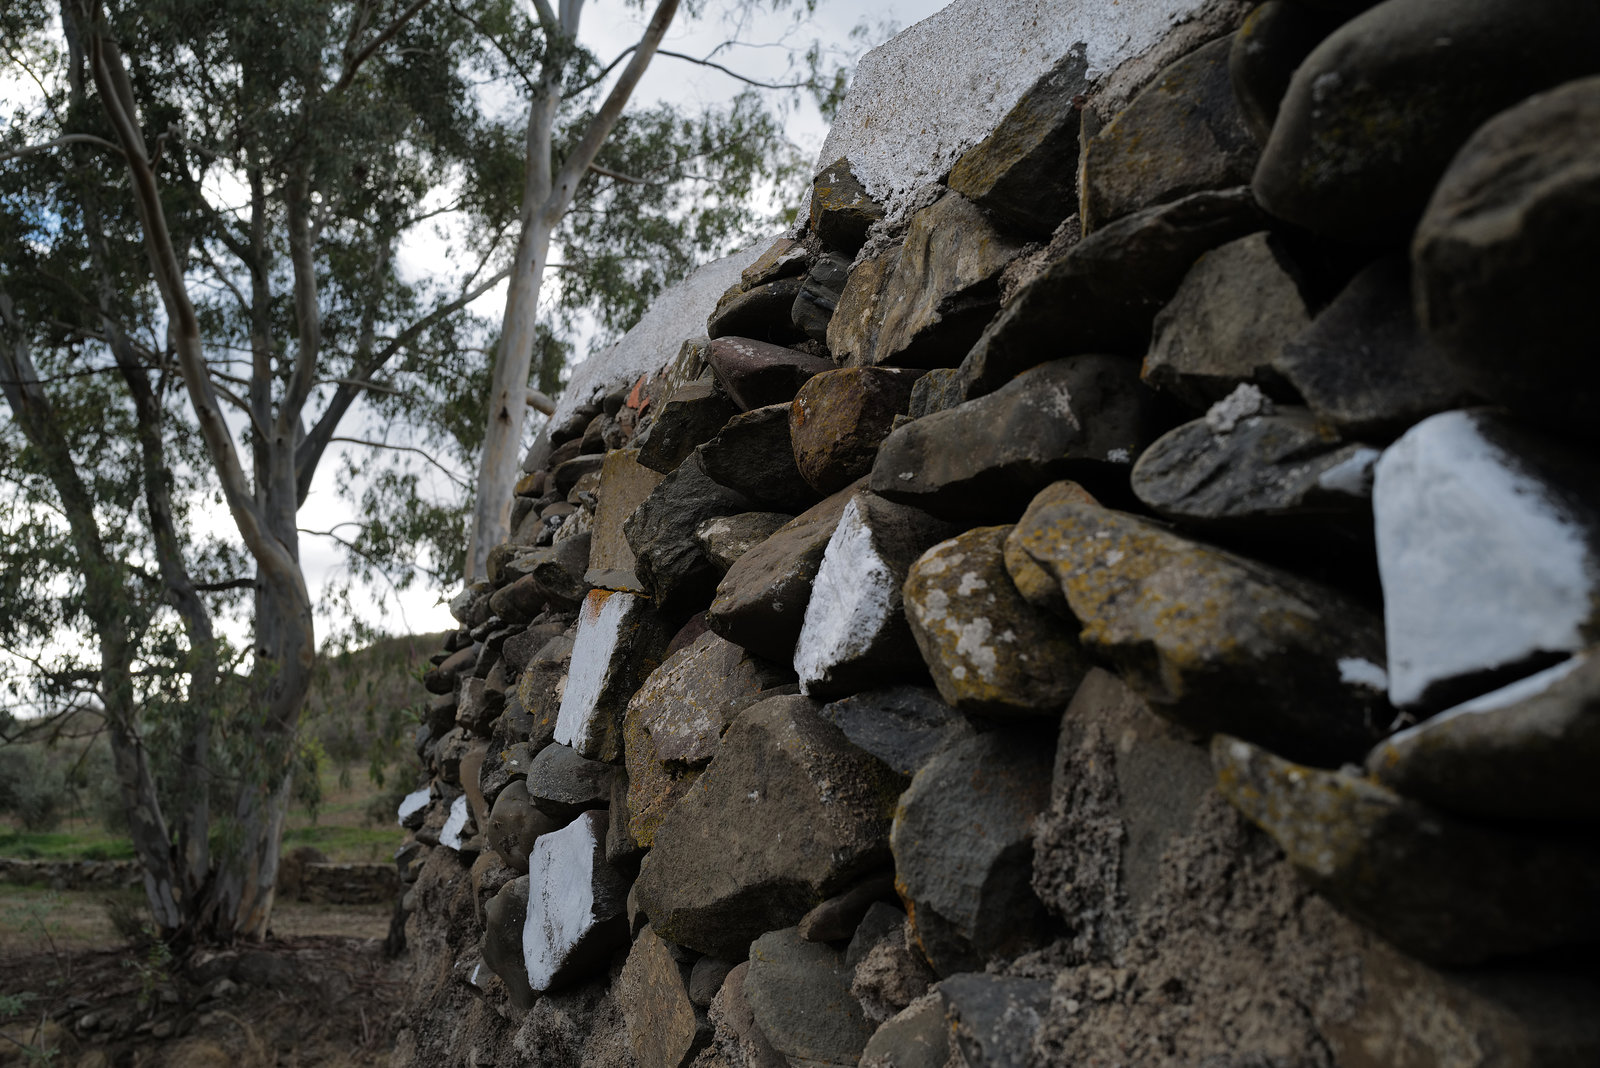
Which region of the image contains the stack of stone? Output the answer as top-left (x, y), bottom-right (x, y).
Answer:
top-left (393, 1), bottom-right (1600, 1065)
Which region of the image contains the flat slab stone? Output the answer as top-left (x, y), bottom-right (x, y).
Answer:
top-left (1215, 735), bottom-right (1600, 966)
top-left (522, 809), bottom-right (631, 993)
top-left (619, 925), bottom-right (708, 1068)
top-left (793, 494), bottom-right (958, 699)
top-left (745, 928), bottom-right (875, 1068)
top-left (1373, 409), bottom-right (1600, 712)
top-left (1368, 651), bottom-right (1600, 824)
top-left (872, 355), bottom-right (1150, 521)
top-left (635, 370), bottom-right (737, 475)
top-left (696, 511), bottom-right (793, 574)
top-left (699, 403), bottom-right (818, 513)
top-left (704, 336), bottom-right (834, 411)
top-left (553, 589), bottom-right (669, 762)
top-left (585, 448), bottom-right (666, 593)
top-left (1011, 500), bottom-right (1388, 763)
top-left (904, 526), bottom-right (1090, 717)
top-left (892, 731), bottom-right (1054, 975)
top-left (633, 694), bottom-right (901, 959)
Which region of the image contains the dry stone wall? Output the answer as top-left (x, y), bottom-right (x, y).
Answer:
top-left (390, 1), bottom-right (1600, 1065)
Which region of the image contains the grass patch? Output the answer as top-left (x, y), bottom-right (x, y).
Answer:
top-left (0, 829), bottom-right (135, 863)
top-left (281, 824), bottom-right (404, 863)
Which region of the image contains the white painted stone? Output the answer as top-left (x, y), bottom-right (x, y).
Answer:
top-left (521, 810), bottom-right (627, 993)
top-left (1315, 447), bottom-right (1381, 498)
top-left (1374, 410), bottom-right (1600, 710)
top-left (795, 498), bottom-right (898, 696)
top-left (547, 241), bottom-right (770, 428)
top-left (396, 787), bottom-right (430, 826)
top-left (554, 589), bottom-right (640, 758)
top-left (817, 0), bottom-right (1236, 221)
top-left (440, 793), bottom-right (470, 851)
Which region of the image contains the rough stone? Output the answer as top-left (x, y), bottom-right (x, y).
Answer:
top-left (1081, 36), bottom-right (1258, 233)
top-left (620, 926), bottom-right (708, 1068)
top-left (793, 493), bottom-right (959, 699)
top-left (1413, 75), bottom-right (1600, 436)
top-left (872, 355), bottom-right (1150, 521)
top-left (1373, 409), bottom-right (1600, 712)
top-left (1130, 407), bottom-right (1380, 528)
top-left (1368, 652), bottom-right (1600, 824)
top-left (849, 934), bottom-right (940, 1029)
top-left (958, 188), bottom-right (1264, 397)
top-left (827, 244), bottom-right (898, 368)
top-left (486, 780), bottom-right (559, 874)
top-left (635, 373), bottom-right (739, 476)
top-left (625, 453), bottom-right (756, 613)
top-left (1000, 481), bottom-right (1100, 616)
top-left (809, 158), bottom-right (884, 255)
top-left (694, 512), bottom-right (792, 575)
top-left (624, 630), bottom-right (792, 848)
top-left (482, 875), bottom-right (536, 1011)
top-left (946, 46), bottom-right (1087, 236)
top-left (941, 974), bottom-right (1052, 1068)
top-left (706, 277), bottom-right (808, 346)
top-left (858, 994), bottom-right (949, 1068)
top-left (705, 961), bottom-right (787, 1068)
top-left (522, 810), bottom-right (631, 993)
top-left (744, 928), bottom-right (875, 1068)
top-left (1252, 0), bottom-right (1600, 242)
top-left (790, 367), bottom-right (924, 496)
top-left (707, 480), bottom-right (865, 664)
top-left (698, 404), bottom-right (818, 513)
top-left (585, 448), bottom-right (666, 593)
top-left (872, 193), bottom-right (1024, 369)
top-left (1141, 231), bottom-right (1309, 409)
top-left (553, 589), bottom-right (670, 762)
top-left (791, 252), bottom-right (851, 344)
top-left (1274, 256), bottom-right (1479, 438)
top-left (892, 731), bottom-right (1054, 975)
top-left (703, 336), bottom-right (835, 412)
top-left (633, 695), bottom-right (901, 959)
top-left (1229, 2), bottom-right (1342, 143)
top-left (819, 685), bottom-right (974, 779)
top-left (1012, 500), bottom-right (1388, 762)
top-left (845, 902), bottom-right (906, 971)
top-left (904, 526), bottom-right (1090, 717)
top-left (741, 237), bottom-right (809, 291)
top-left (905, 367), bottom-right (964, 420)
top-left (523, 743), bottom-right (614, 822)
top-left (796, 873), bottom-right (897, 944)
top-left (1215, 735), bottom-right (1600, 966)
top-left (688, 957), bottom-right (736, 1010)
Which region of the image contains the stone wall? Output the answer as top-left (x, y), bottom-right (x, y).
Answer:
top-left (389, 2), bottom-right (1600, 1065)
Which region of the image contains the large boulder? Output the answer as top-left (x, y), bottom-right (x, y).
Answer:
top-left (707, 480), bottom-right (865, 663)
top-left (903, 526), bottom-right (1090, 717)
top-left (1252, 0), bottom-right (1600, 242)
top-left (871, 355), bottom-right (1151, 521)
top-left (1080, 36), bottom-right (1258, 233)
top-left (633, 695), bottom-right (901, 958)
top-left (1215, 735), bottom-right (1600, 966)
top-left (1010, 499), bottom-right (1388, 762)
top-left (958, 189), bottom-right (1264, 397)
top-left (1413, 75), bottom-right (1600, 437)
top-left (522, 810), bottom-right (631, 993)
top-left (892, 730), bottom-right (1055, 975)
top-left (1372, 409), bottom-right (1600, 712)
top-left (1367, 651), bottom-right (1600, 824)
top-left (792, 493), bottom-right (958, 699)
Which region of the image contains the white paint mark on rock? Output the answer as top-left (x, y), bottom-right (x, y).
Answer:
top-left (440, 794), bottom-right (469, 852)
top-left (794, 498), bottom-right (896, 695)
top-left (1204, 383), bottom-right (1273, 434)
top-left (1374, 410), bottom-right (1600, 709)
top-left (1337, 657), bottom-right (1388, 692)
top-left (555, 590), bottom-right (637, 755)
top-left (397, 787), bottom-right (430, 826)
top-left (1316, 447), bottom-right (1381, 497)
top-left (522, 812), bottom-right (602, 992)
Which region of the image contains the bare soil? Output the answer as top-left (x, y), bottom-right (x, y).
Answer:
top-left (1, 888), bottom-right (410, 1067)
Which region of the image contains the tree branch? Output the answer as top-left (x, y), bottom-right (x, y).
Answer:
top-left (329, 435), bottom-right (470, 489)
top-left (332, 0), bottom-right (436, 94)
top-left (0, 133), bottom-right (125, 164)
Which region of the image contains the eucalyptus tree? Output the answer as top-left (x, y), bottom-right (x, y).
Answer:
top-left (2, 0), bottom-right (804, 942)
